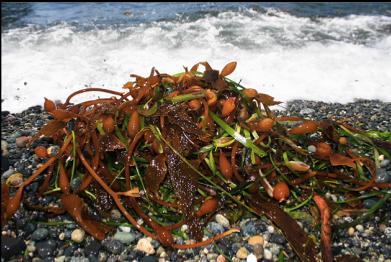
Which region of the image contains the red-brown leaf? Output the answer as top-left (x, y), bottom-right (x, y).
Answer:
top-left (220, 61), bottom-right (237, 77)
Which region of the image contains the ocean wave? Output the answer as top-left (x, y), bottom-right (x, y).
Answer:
top-left (2, 8), bottom-right (391, 112)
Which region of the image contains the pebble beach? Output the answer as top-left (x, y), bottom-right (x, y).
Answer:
top-left (1, 99), bottom-right (390, 262)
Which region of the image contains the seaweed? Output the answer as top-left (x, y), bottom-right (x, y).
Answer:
top-left (1, 61), bottom-right (390, 261)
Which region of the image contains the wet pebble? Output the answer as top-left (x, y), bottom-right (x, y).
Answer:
top-left (104, 239), bottom-right (124, 255)
top-left (248, 235), bottom-right (264, 246)
top-left (215, 214), bottom-right (230, 228)
top-left (376, 168), bottom-right (391, 183)
top-left (113, 231), bottom-right (136, 244)
top-left (236, 247), bottom-right (248, 259)
top-left (348, 227), bottom-right (355, 236)
top-left (355, 225), bottom-right (364, 232)
top-left (1, 236), bottom-right (27, 260)
top-left (380, 159), bottom-right (390, 168)
top-left (135, 238), bottom-right (155, 255)
top-left (207, 222), bottom-right (224, 234)
top-left (263, 248), bottom-right (273, 260)
top-left (35, 240), bottom-right (57, 258)
top-left (246, 253), bottom-right (257, 262)
top-left (84, 239), bottom-right (101, 256)
top-left (71, 229), bottom-right (85, 243)
top-left (31, 228), bottom-right (49, 241)
top-left (15, 136), bottom-right (31, 148)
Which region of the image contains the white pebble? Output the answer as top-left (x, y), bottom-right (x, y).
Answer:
top-left (54, 256), bottom-right (65, 262)
top-left (119, 226), bottom-right (131, 233)
top-left (264, 249), bottom-right (273, 260)
top-left (267, 225), bottom-right (275, 234)
top-left (246, 253), bottom-right (257, 262)
top-left (71, 229), bottom-right (85, 243)
top-left (355, 224), bottom-right (364, 232)
top-left (215, 214), bottom-right (230, 228)
top-left (135, 238), bottom-right (155, 254)
top-left (181, 224), bottom-right (189, 232)
top-left (58, 232), bottom-right (65, 241)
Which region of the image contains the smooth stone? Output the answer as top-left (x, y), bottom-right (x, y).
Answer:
top-left (71, 229), bottom-right (85, 243)
top-left (246, 253), bottom-right (257, 262)
top-left (263, 249), bottom-right (273, 260)
top-left (268, 234), bottom-right (285, 245)
top-left (1, 168), bottom-right (15, 180)
top-left (104, 239), bottom-right (124, 255)
top-left (207, 222), bottom-right (224, 234)
top-left (15, 136), bottom-right (31, 148)
top-left (1, 236), bottom-right (27, 260)
top-left (54, 256), bottom-right (65, 262)
top-left (215, 214), bottom-right (230, 228)
top-left (36, 240), bottom-right (57, 258)
top-left (113, 231), bottom-right (136, 244)
top-left (380, 159), bottom-right (390, 168)
top-left (135, 238), bottom-right (155, 255)
top-left (355, 225), bottom-right (364, 232)
top-left (31, 228), bottom-right (49, 241)
top-left (267, 225), bottom-right (275, 234)
top-left (84, 239), bottom-right (101, 256)
top-left (236, 247), bottom-right (248, 259)
top-left (111, 209), bottom-right (122, 220)
top-left (1, 140), bottom-right (8, 152)
top-left (307, 145), bottom-right (317, 153)
top-left (118, 225), bottom-right (131, 233)
top-left (217, 254), bottom-right (226, 262)
top-left (248, 235), bottom-right (264, 246)
top-left (376, 168), bottom-right (391, 183)
top-left (252, 244), bottom-right (263, 259)
top-left (348, 227), bottom-right (355, 236)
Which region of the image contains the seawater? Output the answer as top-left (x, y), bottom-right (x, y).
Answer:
top-left (2, 3), bottom-right (391, 113)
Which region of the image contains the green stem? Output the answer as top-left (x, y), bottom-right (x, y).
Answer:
top-left (209, 111), bottom-right (267, 158)
top-left (165, 92), bottom-right (205, 103)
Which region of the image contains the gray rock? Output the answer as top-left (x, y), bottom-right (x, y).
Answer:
top-left (31, 228), bottom-right (49, 241)
top-left (84, 239), bottom-right (101, 256)
top-left (113, 231), bottom-right (137, 245)
top-left (380, 159), bottom-right (390, 168)
top-left (104, 239), bottom-right (124, 255)
top-left (36, 240), bottom-right (57, 258)
top-left (376, 168), bottom-right (391, 183)
top-left (1, 236), bottom-right (27, 260)
top-left (207, 222), bottom-right (224, 234)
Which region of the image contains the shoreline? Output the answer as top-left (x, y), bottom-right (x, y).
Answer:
top-left (1, 99), bottom-right (390, 262)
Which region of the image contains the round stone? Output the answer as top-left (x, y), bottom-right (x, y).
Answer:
top-left (267, 225), bottom-right (275, 234)
top-left (248, 235), bottom-right (264, 246)
top-left (215, 214), bottom-right (230, 228)
top-left (264, 249), bottom-right (273, 260)
top-left (307, 145), bottom-right (317, 153)
top-left (135, 238), bottom-right (155, 255)
top-left (355, 225), bottom-right (364, 232)
top-left (71, 229), bottom-right (85, 243)
top-left (31, 228), bottom-right (49, 241)
top-left (236, 247), bottom-right (248, 259)
top-left (113, 231), bottom-right (136, 245)
top-left (246, 253), bottom-right (257, 262)
top-left (380, 159), bottom-right (390, 168)
top-left (348, 227), bottom-right (355, 236)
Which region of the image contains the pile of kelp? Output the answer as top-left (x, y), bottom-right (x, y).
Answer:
top-left (1, 62), bottom-right (390, 262)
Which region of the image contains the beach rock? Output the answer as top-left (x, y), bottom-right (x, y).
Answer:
top-left (263, 248), bottom-right (273, 260)
top-left (135, 238), bottom-right (155, 255)
top-left (236, 247), bottom-right (248, 259)
top-left (15, 136), bottom-right (30, 148)
top-left (36, 240), bottom-right (57, 258)
top-left (215, 214), bottom-right (230, 228)
top-left (248, 235), bottom-right (264, 246)
top-left (380, 159), bottom-right (390, 168)
top-left (141, 256), bottom-right (158, 262)
top-left (113, 231), bottom-right (137, 244)
top-left (207, 222), bottom-right (224, 234)
top-left (299, 108), bottom-right (315, 115)
top-left (104, 239), bottom-right (124, 255)
top-left (1, 236), bottom-right (27, 260)
top-left (71, 229), bottom-right (85, 243)
top-left (246, 253), bottom-right (257, 262)
top-left (84, 239), bottom-right (101, 256)
top-left (31, 228), bottom-right (49, 241)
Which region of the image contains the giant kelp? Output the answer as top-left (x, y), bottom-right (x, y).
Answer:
top-left (1, 62), bottom-right (390, 261)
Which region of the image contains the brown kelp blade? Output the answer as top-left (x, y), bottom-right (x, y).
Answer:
top-left (247, 196), bottom-right (318, 262)
top-left (61, 194), bottom-right (111, 240)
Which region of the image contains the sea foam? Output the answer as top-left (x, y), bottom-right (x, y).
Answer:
top-left (2, 8), bottom-right (391, 113)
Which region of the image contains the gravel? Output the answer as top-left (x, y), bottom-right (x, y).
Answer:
top-left (1, 100), bottom-right (390, 261)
